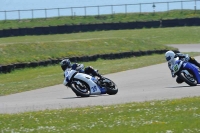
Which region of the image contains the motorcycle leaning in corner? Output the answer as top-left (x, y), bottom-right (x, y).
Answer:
top-left (63, 68), bottom-right (118, 97)
top-left (170, 58), bottom-right (200, 86)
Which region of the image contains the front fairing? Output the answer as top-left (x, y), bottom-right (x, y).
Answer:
top-left (74, 73), bottom-right (106, 95)
top-left (171, 60), bottom-right (183, 74)
top-left (63, 69), bottom-right (77, 86)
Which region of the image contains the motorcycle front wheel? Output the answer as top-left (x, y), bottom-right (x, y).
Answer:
top-left (178, 72), bottom-right (197, 86)
top-left (70, 79), bottom-right (90, 97)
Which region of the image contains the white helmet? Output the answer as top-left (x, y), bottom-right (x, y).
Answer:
top-left (165, 50), bottom-right (175, 63)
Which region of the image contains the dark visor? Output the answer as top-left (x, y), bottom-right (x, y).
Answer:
top-left (166, 56), bottom-right (171, 61)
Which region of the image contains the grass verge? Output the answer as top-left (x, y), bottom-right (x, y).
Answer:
top-left (0, 96), bottom-right (200, 132)
top-left (0, 38), bottom-right (171, 65)
top-left (1, 26), bottom-right (200, 65)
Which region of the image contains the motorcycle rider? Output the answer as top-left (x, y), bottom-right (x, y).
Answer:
top-left (60, 58), bottom-right (103, 82)
top-left (165, 50), bottom-right (200, 83)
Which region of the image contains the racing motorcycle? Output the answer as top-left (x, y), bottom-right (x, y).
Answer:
top-left (172, 59), bottom-right (200, 86)
top-left (63, 68), bottom-right (118, 97)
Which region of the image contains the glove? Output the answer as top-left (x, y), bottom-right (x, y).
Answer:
top-left (185, 54), bottom-right (190, 62)
top-left (171, 71), bottom-right (176, 78)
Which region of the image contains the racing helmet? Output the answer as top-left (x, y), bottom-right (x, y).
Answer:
top-left (60, 59), bottom-right (71, 71)
top-left (165, 50), bottom-right (175, 63)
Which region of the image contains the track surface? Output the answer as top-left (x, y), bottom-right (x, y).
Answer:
top-left (1, 44), bottom-right (200, 114)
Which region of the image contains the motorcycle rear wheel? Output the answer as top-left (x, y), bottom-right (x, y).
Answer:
top-left (70, 79), bottom-right (90, 97)
top-left (101, 78), bottom-right (118, 95)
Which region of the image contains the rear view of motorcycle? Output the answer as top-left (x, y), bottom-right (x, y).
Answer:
top-left (63, 68), bottom-right (118, 97)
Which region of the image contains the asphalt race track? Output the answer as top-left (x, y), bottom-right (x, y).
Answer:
top-left (0, 44), bottom-right (200, 114)
top-left (168, 44), bottom-right (200, 52)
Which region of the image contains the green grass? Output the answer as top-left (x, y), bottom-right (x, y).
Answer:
top-left (1, 26), bottom-right (200, 65)
top-left (0, 10), bottom-right (200, 30)
top-left (0, 38), bottom-right (171, 65)
top-left (1, 96), bottom-right (200, 132)
top-left (1, 26), bottom-right (200, 45)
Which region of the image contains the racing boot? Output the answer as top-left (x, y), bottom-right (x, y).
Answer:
top-left (190, 57), bottom-right (200, 68)
top-left (93, 70), bottom-right (103, 79)
top-left (85, 66), bottom-right (103, 79)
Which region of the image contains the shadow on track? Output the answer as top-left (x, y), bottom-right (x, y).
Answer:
top-left (61, 94), bottom-right (110, 99)
top-left (166, 85), bottom-right (200, 88)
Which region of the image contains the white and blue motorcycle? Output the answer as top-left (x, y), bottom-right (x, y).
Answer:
top-left (172, 59), bottom-right (200, 86)
top-left (63, 68), bottom-right (118, 97)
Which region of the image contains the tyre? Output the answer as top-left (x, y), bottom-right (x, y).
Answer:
top-left (70, 79), bottom-right (90, 97)
top-left (178, 71), bottom-right (197, 86)
top-left (101, 78), bottom-right (118, 95)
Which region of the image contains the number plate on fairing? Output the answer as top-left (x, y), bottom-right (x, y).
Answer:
top-left (173, 64), bottom-right (179, 73)
top-left (90, 85), bottom-right (101, 95)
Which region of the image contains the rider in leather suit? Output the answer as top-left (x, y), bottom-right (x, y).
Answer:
top-left (165, 50), bottom-right (200, 84)
top-left (60, 58), bottom-right (103, 80)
